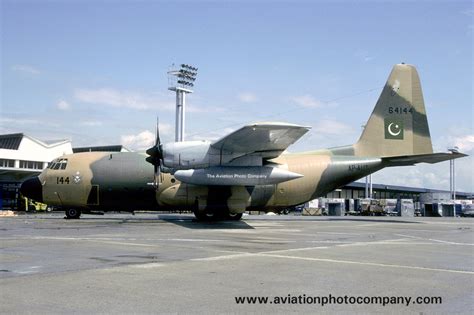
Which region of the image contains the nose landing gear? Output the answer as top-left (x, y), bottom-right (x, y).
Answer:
top-left (65, 208), bottom-right (81, 219)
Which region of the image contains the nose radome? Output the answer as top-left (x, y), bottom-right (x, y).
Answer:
top-left (20, 177), bottom-right (43, 203)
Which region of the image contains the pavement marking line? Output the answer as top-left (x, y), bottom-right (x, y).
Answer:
top-left (156, 238), bottom-right (223, 242)
top-left (282, 246), bottom-right (330, 251)
top-left (263, 238), bottom-right (416, 252)
top-left (353, 223), bottom-right (412, 227)
top-left (314, 232), bottom-right (364, 235)
top-left (12, 236), bottom-right (228, 247)
top-left (191, 239), bottom-right (410, 261)
top-left (191, 238), bottom-right (431, 261)
top-left (333, 238), bottom-right (409, 248)
top-left (15, 236), bottom-right (159, 247)
top-left (188, 250), bottom-right (474, 275)
top-left (27, 236), bottom-right (225, 242)
top-left (395, 234), bottom-right (474, 246)
top-left (261, 246), bottom-right (331, 254)
top-left (88, 240), bottom-right (158, 247)
top-left (422, 221), bottom-right (474, 226)
top-left (129, 263), bottom-right (164, 269)
top-left (191, 252), bottom-right (257, 262)
top-left (14, 271), bottom-right (37, 274)
top-left (259, 253), bottom-right (474, 275)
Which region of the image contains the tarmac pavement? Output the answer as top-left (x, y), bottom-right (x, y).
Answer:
top-left (1, 213), bottom-right (473, 314)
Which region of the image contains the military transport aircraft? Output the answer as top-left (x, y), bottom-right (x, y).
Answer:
top-left (21, 64), bottom-right (466, 220)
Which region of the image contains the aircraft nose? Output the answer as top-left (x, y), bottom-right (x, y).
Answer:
top-left (20, 177), bottom-right (43, 203)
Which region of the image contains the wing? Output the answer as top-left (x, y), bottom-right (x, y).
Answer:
top-left (211, 122), bottom-right (311, 159)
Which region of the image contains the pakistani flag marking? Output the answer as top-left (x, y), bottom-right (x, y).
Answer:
top-left (385, 119), bottom-right (404, 140)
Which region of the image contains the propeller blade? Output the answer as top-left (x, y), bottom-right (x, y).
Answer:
top-left (146, 117), bottom-right (163, 167)
top-left (145, 117), bottom-right (164, 187)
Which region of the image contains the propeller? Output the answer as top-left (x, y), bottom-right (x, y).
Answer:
top-left (146, 118), bottom-right (164, 186)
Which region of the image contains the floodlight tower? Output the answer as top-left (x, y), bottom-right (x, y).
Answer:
top-left (168, 64), bottom-right (198, 142)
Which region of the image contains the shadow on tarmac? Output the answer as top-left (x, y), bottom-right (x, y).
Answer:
top-left (160, 217), bottom-right (254, 230)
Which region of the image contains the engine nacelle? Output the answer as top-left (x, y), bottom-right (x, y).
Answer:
top-left (162, 140), bottom-right (219, 170)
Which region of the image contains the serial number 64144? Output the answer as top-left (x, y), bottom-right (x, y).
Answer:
top-left (388, 106), bottom-right (413, 114)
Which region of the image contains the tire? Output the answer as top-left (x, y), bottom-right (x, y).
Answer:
top-left (193, 210), bottom-right (216, 221)
top-left (65, 208), bottom-right (81, 219)
top-left (226, 212), bottom-right (243, 221)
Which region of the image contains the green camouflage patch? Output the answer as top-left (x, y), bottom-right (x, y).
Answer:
top-left (384, 118), bottom-right (404, 140)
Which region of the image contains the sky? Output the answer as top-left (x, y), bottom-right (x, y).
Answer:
top-left (1, 0), bottom-right (473, 192)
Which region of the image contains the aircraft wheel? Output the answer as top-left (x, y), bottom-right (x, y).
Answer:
top-left (65, 208), bottom-right (81, 219)
top-left (193, 210), bottom-right (216, 221)
top-left (226, 212), bottom-right (243, 221)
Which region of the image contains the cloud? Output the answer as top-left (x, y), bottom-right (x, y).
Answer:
top-left (121, 124), bottom-right (173, 150)
top-left (121, 130), bottom-right (155, 151)
top-left (187, 104), bottom-right (224, 113)
top-left (80, 120), bottom-right (102, 127)
top-left (74, 88), bottom-right (221, 113)
top-left (56, 100), bottom-right (71, 111)
top-left (452, 135), bottom-right (474, 152)
top-left (291, 95), bottom-right (338, 109)
top-left (11, 64), bottom-right (40, 75)
top-left (186, 127), bottom-right (236, 142)
top-left (0, 117), bottom-right (41, 125)
top-left (291, 95), bottom-right (323, 108)
top-left (354, 49), bottom-right (374, 62)
top-left (372, 166), bottom-right (451, 191)
top-left (434, 133), bottom-right (474, 154)
top-left (312, 119), bottom-right (355, 136)
top-left (461, 9), bottom-right (474, 16)
top-left (74, 88), bottom-right (174, 111)
top-left (238, 92), bottom-right (257, 103)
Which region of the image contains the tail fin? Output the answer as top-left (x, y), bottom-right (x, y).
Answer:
top-left (355, 63), bottom-right (433, 157)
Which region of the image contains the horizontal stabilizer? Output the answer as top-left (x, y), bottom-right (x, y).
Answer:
top-left (382, 152), bottom-right (467, 167)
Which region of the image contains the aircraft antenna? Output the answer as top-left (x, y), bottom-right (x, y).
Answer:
top-left (168, 63), bottom-right (198, 142)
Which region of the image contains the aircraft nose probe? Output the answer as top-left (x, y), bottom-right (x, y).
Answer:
top-left (20, 176), bottom-right (43, 203)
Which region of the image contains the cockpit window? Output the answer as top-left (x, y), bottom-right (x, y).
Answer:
top-left (49, 158), bottom-right (68, 170)
top-left (48, 160), bottom-right (57, 169)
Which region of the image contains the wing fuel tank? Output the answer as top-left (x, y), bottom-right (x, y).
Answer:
top-left (174, 166), bottom-right (303, 186)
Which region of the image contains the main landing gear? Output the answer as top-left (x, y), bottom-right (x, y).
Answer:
top-left (193, 208), bottom-right (243, 221)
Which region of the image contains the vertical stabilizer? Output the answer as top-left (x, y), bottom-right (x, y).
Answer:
top-left (355, 63), bottom-right (433, 157)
